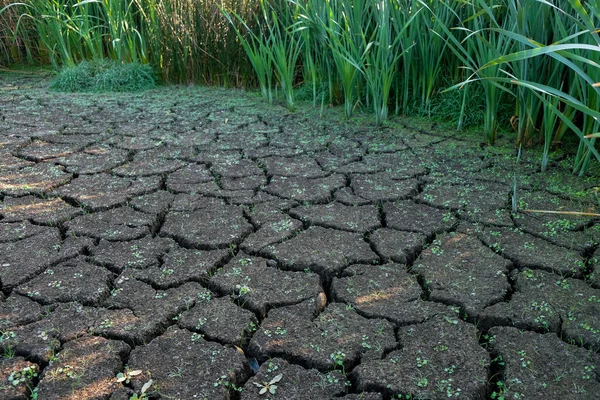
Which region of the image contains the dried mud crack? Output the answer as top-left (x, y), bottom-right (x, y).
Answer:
top-left (1, 75), bottom-right (599, 400)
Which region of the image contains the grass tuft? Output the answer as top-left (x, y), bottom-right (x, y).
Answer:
top-left (50, 59), bottom-right (155, 92)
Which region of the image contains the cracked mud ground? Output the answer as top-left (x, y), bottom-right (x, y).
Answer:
top-left (1, 74), bottom-right (599, 400)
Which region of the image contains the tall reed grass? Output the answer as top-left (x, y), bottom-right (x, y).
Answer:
top-left (1, 0), bottom-right (599, 172)
top-left (1, 0), bottom-right (260, 85)
top-left (471, 0), bottom-right (600, 174)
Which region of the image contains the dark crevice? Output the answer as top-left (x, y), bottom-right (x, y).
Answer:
top-left (362, 232), bottom-right (383, 266)
top-left (157, 174), bottom-right (167, 192)
top-left (484, 345), bottom-right (508, 400)
top-left (414, 177), bottom-right (428, 196)
top-left (158, 233), bottom-right (244, 252)
top-left (365, 239), bottom-right (386, 266)
top-left (134, 275), bottom-right (207, 292)
top-left (376, 203), bottom-right (387, 228)
top-left (511, 213), bottom-right (595, 254)
top-left (411, 196), bottom-right (458, 214)
top-left (58, 195), bottom-right (92, 213)
top-left (558, 316), bottom-right (600, 353)
top-left (415, 272), bottom-right (432, 301)
top-left (150, 209), bottom-right (167, 238)
top-left (240, 212), bottom-right (259, 233)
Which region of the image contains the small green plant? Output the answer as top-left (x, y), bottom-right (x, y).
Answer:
top-left (167, 366), bottom-right (184, 378)
top-left (2, 346), bottom-right (16, 360)
top-left (361, 335), bottom-right (371, 349)
top-left (430, 246), bottom-right (444, 256)
top-left (154, 291), bottom-right (167, 299)
top-left (236, 284), bottom-right (250, 295)
top-left (116, 367), bottom-right (143, 384)
top-left (214, 374), bottom-right (243, 392)
top-left (274, 326), bottom-right (287, 336)
top-left (330, 351), bottom-right (346, 374)
top-left (266, 361), bottom-right (279, 374)
top-left (416, 357), bottom-right (429, 368)
top-left (8, 365), bottom-right (38, 387)
top-left (99, 319), bottom-right (114, 329)
top-left (490, 381), bottom-right (506, 400)
top-left (253, 373), bottom-right (282, 395)
top-left (444, 364), bottom-right (456, 374)
top-left (247, 321), bottom-right (258, 332)
top-left (556, 279), bottom-right (571, 290)
top-left (434, 344), bottom-right (449, 352)
top-left (437, 378), bottom-right (461, 397)
top-left (130, 379), bottom-right (153, 400)
top-left (52, 365), bottom-right (80, 380)
top-left (582, 365), bottom-right (595, 380)
top-left (197, 289), bottom-right (212, 302)
top-left (417, 376), bottom-right (429, 388)
top-left (0, 331), bottom-right (16, 343)
top-left (516, 350), bottom-right (531, 368)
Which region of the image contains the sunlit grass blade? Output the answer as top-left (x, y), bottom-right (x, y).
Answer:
top-left (221, 4), bottom-right (274, 103)
top-left (266, 5), bottom-right (302, 111)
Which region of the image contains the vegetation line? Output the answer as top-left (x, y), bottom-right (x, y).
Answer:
top-left (1, 0), bottom-right (599, 173)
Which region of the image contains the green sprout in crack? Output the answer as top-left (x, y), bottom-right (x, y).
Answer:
top-left (129, 379), bottom-right (154, 400)
top-left (330, 351), bottom-right (346, 374)
top-left (214, 374), bottom-right (242, 392)
top-left (116, 367), bottom-right (142, 384)
top-left (490, 381), bottom-right (506, 399)
top-left (236, 284), bottom-right (250, 295)
top-left (253, 373), bottom-right (282, 395)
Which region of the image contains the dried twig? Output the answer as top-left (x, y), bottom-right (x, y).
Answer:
top-left (523, 209), bottom-right (600, 217)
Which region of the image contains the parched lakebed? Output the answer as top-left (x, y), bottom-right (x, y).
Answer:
top-left (1, 73), bottom-right (599, 400)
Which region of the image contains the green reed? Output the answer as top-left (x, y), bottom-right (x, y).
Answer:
top-left (2, 0), bottom-right (600, 172)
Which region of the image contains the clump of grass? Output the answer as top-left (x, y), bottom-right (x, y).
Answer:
top-left (50, 59), bottom-right (155, 92)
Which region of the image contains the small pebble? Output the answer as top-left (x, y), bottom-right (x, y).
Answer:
top-left (315, 292), bottom-right (327, 314)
